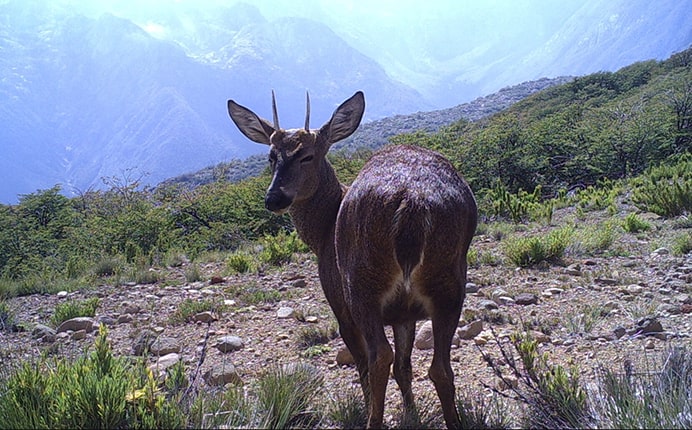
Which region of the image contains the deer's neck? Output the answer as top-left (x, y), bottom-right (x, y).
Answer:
top-left (289, 161), bottom-right (345, 255)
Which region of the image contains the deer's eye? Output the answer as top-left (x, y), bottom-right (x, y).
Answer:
top-left (300, 155), bottom-right (314, 164)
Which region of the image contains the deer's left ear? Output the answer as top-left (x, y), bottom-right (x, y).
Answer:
top-left (319, 91), bottom-right (365, 146)
top-left (227, 100), bottom-right (275, 145)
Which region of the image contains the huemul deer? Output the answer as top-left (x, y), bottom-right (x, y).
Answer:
top-left (227, 91), bottom-right (477, 429)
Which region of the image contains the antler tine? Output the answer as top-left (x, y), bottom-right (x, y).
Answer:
top-left (271, 90), bottom-right (280, 130)
top-left (305, 91), bottom-right (311, 131)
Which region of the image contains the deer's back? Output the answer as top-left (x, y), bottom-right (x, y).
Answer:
top-left (335, 145), bottom-right (477, 318)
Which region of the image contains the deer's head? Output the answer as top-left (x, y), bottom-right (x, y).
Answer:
top-left (227, 91), bottom-right (365, 214)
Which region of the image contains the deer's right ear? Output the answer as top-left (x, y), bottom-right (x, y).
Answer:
top-left (320, 91), bottom-right (365, 145)
top-left (227, 100), bottom-right (275, 145)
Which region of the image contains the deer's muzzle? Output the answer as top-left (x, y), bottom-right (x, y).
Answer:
top-left (265, 190), bottom-right (292, 214)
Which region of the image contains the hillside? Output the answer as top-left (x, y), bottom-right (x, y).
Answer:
top-left (162, 76), bottom-right (573, 189)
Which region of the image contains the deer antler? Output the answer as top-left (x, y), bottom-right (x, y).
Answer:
top-left (305, 91), bottom-right (311, 131)
top-left (271, 90), bottom-right (280, 130)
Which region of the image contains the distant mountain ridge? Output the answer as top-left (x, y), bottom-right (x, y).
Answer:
top-left (161, 76), bottom-right (573, 189)
top-left (0, 1), bottom-right (426, 203)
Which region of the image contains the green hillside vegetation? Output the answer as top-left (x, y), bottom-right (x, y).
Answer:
top-left (1, 47), bottom-right (690, 295)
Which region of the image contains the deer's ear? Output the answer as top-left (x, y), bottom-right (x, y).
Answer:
top-left (227, 100), bottom-right (275, 145)
top-left (320, 91), bottom-right (365, 145)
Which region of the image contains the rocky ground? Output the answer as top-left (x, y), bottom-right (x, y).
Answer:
top-left (1, 205), bottom-right (690, 428)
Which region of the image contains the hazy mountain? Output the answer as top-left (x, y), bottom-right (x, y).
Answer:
top-left (0, 1), bottom-right (426, 203)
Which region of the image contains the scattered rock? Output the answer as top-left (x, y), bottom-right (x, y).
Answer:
top-left (149, 353), bottom-right (181, 376)
top-left (644, 339), bottom-right (656, 349)
top-left (210, 276), bottom-right (224, 285)
top-left (194, 311), bottom-right (216, 323)
top-left (564, 264), bottom-right (582, 276)
top-left (292, 279), bottom-right (307, 288)
top-left (543, 287), bottom-right (564, 296)
top-left (32, 324), bottom-right (56, 343)
top-left (651, 247), bottom-right (670, 256)
top-left (624, 285), bottom-right (644, 295)
top-left (204, 364), bottom-right (242, 386)
top-left (122, 303), bottom-right (141, 315)
top-left (336, 347), bottom-right (355, 365)
top-left (149, 336), bottom-right (182, 356)
top-left (414, 321), bottom-right (434, 350)
top-left (515, 293), bottom-right (538, 306)
top-left (457, 320), bottom-right (483, 340)
top-left (56, 317), bottom-right (96, 334)
top-left (97, 315), bottom-right (118, 326)
top-left (56, 291), bottom-right (69, 298)
top-left (479, 300), bottom-right (499, 310)
top-left (629, 316), bottom-right (664, 336)
top-left (215, 336), bottom-right (244, 353)
top-left (277, 307), bottom-right (296, 319)
top-left (71, 329), bottom-right (87, 340)
top-left (465, 282), bottom-right (479, 294)
top-left (117, 314), bottom-right (134, 324)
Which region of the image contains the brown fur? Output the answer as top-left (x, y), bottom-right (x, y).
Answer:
top-left (227, 91), bottom-right (477, 429)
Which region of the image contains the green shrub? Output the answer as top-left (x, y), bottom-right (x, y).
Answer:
top-left (632, 157), bottom-right (692, 217)
top-left (0, 300), bottom-right (15, 332)
top-left (457, 391), bottom-right (510, 429)
top-left (671, 231), bottom-right (692, 256)
top-left (500, 331), bottom-right (589, 428)
top-left (297, 324), bottom-right (339, 349)
top-left (503, 227), bottom-right (572, 267)
top-left (259, 230), bottom-right (308, 266)
top-left (92, 256), bottom-right (122, 277)
top-left (622, 213), bottom-right (651, 233)
top-left (595, 346), bottom-right (692, 429)
top-left (256, 363), bottom-right (323, 429)
top-left (183, 264), bottom-right (203, 282)
top-left (327, 388), bottom-right (367, 429)
top-left (50, 297), bottom-right (99, 327)
top-left (0, 326), bottom-right (184, 429)
top-left (226, 251), bottom-right (255, 274)
top-left (570, 221), bottom-right (619, 256)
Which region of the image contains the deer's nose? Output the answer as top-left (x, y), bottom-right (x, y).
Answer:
top-left (265, 191), bottom-right (292, 214)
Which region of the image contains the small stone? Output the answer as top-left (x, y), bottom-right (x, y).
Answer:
top-left (56, 291), bottom-right (69, 298)
top-left (644, 339), bottom-right (656, 350)
top-left (496, 376), bottom-right (518, 391)
top-left (56, 317), bottom-right (96, 334)
top-left (676, 294), bottom-right (691, 305)
top-left (97, 315), bottom-right (117, 326)
top-left (515, 293), bottom-right (538, 306)
top-left (457, 320), bottom-right (483, 340)
top-left (336, 347), bottom-right (355, 365)
top-left (32, 324), bottom-right (56, 343)
top-left (204, 365), bottom-right (242, 386)
top-left (680, 304), bottom-right (692, 314)
top-left (149, 353), bottom-right (181, 375)
top-left (651, 247), bottom-right (670, 256)
top-left (528, 330), bottom-right (551, 344)
top-left (414, 321), bottom-right (434, 350)
top-left (544, 287), bottom-right (564, 295)
top-left (210, 276), bottom-right (224, 285)
top-left (117, 314), bottom-right (133, 324)
top-left (292, 279), bottom-right (307, 288)
top-left (277, 307), bottom-right (295, 319)
top-left (194, 311), bottom-right (216, 323)
top-left (596, 278), bottom-right (618, 286)
top-left (465, 283), bottom-right (479, 294)
top-left (122, 303), bottom-right (141, 315)
top-left (305, 315), bottom-right (319, 323)
top-left (71, 329), bottom-right (87, 340)
top-left (149, 336), bottom-right (182, 356)
top-left (497, 296), bottom-right (515, 305)
top-left (215, 336), bottom-right (244, 353)
top-left (479, 300), bottom-right (499, 310)
top-left (564, 264), bottom-right (582, 276)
